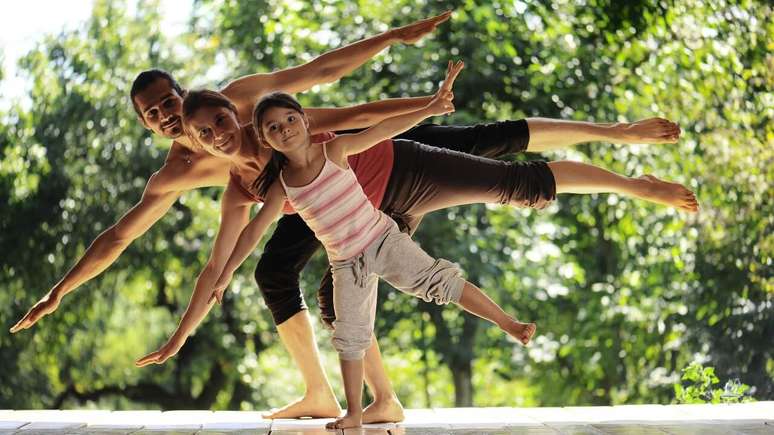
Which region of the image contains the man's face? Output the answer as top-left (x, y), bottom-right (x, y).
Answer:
top-left (134, 78), bottom-right (184, 139)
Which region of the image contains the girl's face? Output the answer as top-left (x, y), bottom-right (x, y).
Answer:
top-left (185, 105), bottom-right (242, 157)
top-left (259, 106), bottom-right (309, 153)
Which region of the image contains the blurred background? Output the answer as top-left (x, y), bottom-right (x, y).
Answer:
top-left (0, 0), bottom-right (771, 410)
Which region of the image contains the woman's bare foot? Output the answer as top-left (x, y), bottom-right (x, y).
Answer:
top-left (325, 411), bottom-right (363, 430)
top-left (632, 175), bottom-right (699, 212)
top-left (501, 320), bottom-right (537, 345)
top-left (362, 395), bottom-right (405, 424)
top-left (262, 391), bottom-right (341, 419)
top-left (618, 117), bottom-right (681, 144)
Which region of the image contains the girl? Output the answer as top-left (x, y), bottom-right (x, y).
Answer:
top-left (210, 62), bottom-right (537, 429)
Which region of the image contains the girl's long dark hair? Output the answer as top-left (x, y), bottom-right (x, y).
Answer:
top-left (251, 92), bottom-right (306, 198)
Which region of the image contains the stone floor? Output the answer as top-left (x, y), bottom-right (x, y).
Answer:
top-left (0, 402), bottom-right (772, 434)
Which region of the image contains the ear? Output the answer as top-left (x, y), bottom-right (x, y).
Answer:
top-left (137, 115), bottom-right (150, 130)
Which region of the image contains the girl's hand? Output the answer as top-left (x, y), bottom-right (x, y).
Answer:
top-left (427, 60), bottom-right (464, 116)
top-left (210, 272), bottom-right (234, 305)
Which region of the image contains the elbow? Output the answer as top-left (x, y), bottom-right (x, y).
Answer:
top-left (98, 226), bottom-right (133, 254)
top-left (316, 64), bottom-right (341, 85)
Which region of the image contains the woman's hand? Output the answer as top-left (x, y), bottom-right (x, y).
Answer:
top-left (427, 60), bottom-right (464, 116)
top-left (135, 337), bottom-right (185, 367)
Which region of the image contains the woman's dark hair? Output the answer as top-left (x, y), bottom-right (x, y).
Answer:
top-left (180, 89), bottom-right (238, 146)
top-left (251, 92), bottom-right (306, 198)
top-left (130, 69), bottom-right (185, 118)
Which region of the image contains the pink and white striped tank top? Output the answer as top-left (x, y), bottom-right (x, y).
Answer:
top-left (279, 144), bottom-right (391, 261)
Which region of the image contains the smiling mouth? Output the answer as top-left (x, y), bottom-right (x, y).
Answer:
top-left (162, 117), bottom-right (181, 132)
top-left (282, 134), bottom-right (297, 142)
top-left (215, 135), bottom-right (233, 150)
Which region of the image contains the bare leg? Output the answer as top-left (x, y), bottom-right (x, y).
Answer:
top-left (456, 281), bottom-right (536, 345)
top-left (362, 335), bottom-right (405, 423)
top-left (548, 161), bottom-right (699, 212)
top-left (326, 358), bottom-right (365, 430)
top-left (262, 311), bottom-right (342, 419)
top-left (526, 117), bottom-right (681, 152)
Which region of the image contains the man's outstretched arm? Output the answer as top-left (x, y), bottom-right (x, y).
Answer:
top-left (222, 11), bottom-right (452, 118)
top-left (10, 159), bottom-right (198, 333)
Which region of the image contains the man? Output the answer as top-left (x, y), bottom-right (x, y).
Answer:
top-left (12, 11), bottom-right (682, 422)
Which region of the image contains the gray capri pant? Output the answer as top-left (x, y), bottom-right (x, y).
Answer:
top-left (331, 220), bottom-right (465, 361)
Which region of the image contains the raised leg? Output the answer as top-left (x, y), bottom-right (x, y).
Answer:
top-left (548, 161), bottom-right (699, 212)
top-left (456, 281), bottom-right (536, 345)
top-left (526, 117), bottom-right (681, 152)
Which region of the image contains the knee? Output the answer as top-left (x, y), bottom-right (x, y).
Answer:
top-left (331, 322), bottom-right (371, 360)
top-left (254, 256), bottom-right (306, 325)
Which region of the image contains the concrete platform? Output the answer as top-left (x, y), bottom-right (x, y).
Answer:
top-left (0, 402), bottom-right (771, 434)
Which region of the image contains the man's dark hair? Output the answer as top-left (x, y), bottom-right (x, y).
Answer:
top-left (130, 69), bottom-right (185, 119)
top-left (251, 92), bottom-right (306, 197)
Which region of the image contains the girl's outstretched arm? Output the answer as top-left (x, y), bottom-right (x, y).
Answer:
top-left (211, 180), bottom-right (286, 303)
top-left (328, 61), bottom-right (463, 161)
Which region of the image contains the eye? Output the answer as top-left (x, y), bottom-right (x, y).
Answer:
top-left (216, 114), bottom-right (224, 126)
top-left (147, 109), bottom-right (157, 119)
top-left (268, 124), bottom-right (278, 131)
top-left (163, 98), bottom-right (175, 108)
top-left (287, 115), bottom-right (296, 122)
top-left (199, 127), bottom-right (211, 139)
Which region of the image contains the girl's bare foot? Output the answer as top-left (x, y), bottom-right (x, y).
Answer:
top-left (325, 411), bottom-right (363, 430)
top-left (362, 395), bottom-right (405, 424)
top-left (262, 392), bottom-right (341, 419)
top-left (502, 320), bottom-right (537, 345)
top-left (619, 117), bottom-right (681, 144)
top-left (633, 174), bottom-right (699, 213)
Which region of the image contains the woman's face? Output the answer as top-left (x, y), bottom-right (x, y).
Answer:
top-left (185, 105), bottom-right (242, 157)
top-left (259, 106), bottom-right (308, 153)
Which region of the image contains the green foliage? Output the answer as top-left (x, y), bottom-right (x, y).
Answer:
top-left (1, 0), bottom-right (771, 410)
top-left (674, 362), bottom-right (753, 404)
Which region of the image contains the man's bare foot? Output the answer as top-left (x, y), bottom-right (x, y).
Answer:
top-left (262, 392), bottom-right (341, 419)
top-left (619, 117), bottom-right (681, 144)
top-left (633, 175), bottom-right (699, 213)
top-left (362, 395), bottom-right (405, 424)
top-left (502, 320), bottom-right (537, 345)
top-left (325, 411), bottom-right (363, 430)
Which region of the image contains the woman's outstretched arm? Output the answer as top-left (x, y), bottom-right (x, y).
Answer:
top-left (134, 183), bottom-right (253, 367)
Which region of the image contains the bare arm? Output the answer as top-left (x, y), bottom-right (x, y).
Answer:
top-left (10, 162), bottom-right (186, 333)
top-left (329, 61), bottom-right (463, 160)
top-left (135, 184), bottom-right (254, 367)
top-left (305, 95), bottom-right (434, 134)
top-left (211, 181), bottom-right (286, 303)
top-left (222, 11), bottom-right (452, 119)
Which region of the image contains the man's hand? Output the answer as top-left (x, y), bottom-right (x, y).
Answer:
top-left (10, 290), bottom-right (62, 333)
top-left (391, 11), bottom-right (452, 45)
top-left (210, 271), bottom-right (234, 305)
top-left (135, 338), bottom-right (185, 367)
top-left (427, 60), bottom-right (464, 116)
